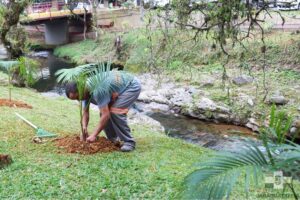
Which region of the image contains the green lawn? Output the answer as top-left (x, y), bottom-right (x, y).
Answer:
top-left (0, 72), bottom-right (208, 199)
top-left (1, 71), bottom-right (299, 199)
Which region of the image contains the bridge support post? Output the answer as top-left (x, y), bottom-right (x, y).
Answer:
top-left (45, 19), bottom-right (69, 45)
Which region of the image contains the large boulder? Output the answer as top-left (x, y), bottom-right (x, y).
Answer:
top-left (169, 88), bottom-right (194, 107)
top-left (188, 97), bottom-right (231, 122)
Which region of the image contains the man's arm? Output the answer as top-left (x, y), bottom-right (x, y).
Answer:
top-left (87, 105), bottom-right (110, 142)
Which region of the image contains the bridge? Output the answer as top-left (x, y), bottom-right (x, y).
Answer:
top-left (21, 1), bottom-right (92, 45)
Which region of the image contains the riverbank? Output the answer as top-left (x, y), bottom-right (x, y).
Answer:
top-left (53, 30), bottom-right (300, 138)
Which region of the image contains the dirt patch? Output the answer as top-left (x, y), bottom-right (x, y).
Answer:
top-left (0, 154), bottom-right (12, 169)
top-left (54, 136), bottom-right (120, 154)
top-left (0, 98), bottom-right (32, 109)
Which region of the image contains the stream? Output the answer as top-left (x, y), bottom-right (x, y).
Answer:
top-left (28, 51), bottom-right (258, 152)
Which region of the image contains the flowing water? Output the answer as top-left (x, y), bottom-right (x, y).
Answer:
top-left (133, 102), bottom-right (258, 152)
top-left (31, 51), bottom-right (74, 94)
top-left (30, 51), bottom-right (257, 152)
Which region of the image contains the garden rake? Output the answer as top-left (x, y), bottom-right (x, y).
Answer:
top-left (15, 112), bottom-right (57, 138)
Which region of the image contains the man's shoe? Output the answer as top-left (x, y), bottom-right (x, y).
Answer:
top-left (120, 143), bottom-right (135, 152)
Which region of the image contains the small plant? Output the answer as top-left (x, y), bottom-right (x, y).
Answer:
top-left (0, 57), bottom-right (39, 101)
top-left (17, 57), bottom-right (39, 87)
top-left (264, 104), bottom-right (293, 144)
top-left (0, 60), bottom-right (19, 101)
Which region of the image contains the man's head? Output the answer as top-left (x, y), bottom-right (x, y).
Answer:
top-left (65, 82), bottom-right (89, 100)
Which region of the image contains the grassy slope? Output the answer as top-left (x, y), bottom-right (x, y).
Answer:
top-left (0, 72), bottom-right (299, 199)
top-left (0, 72), bottom-right (207, 199)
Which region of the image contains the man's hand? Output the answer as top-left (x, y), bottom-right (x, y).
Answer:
top-left (87, 134), bottom-right (97, 143)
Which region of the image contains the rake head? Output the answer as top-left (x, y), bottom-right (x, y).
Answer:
top-left (36, 128), bottom-right (57, 138)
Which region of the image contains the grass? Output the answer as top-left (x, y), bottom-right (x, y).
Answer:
top-left (0, 71), bottom-right (209, 199)
top-left (1, 71), bottom-right (299, 199)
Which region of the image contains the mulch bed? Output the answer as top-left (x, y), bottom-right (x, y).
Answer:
top-left (54, 136), bottom-right (120, 155)
top-left (0, 154), bottom-right (12, 169)
top-left (0, 98), bottom-right (32, 109)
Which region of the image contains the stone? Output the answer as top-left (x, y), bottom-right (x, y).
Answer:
top-left (245, 118), bottom-right (260, 132)
top-left (195, 98), bottom-right (230, 114)
top-left (144, 102), bottom-right (170, 112)
top-left (293, 120), bottom-right (300, 128)
top-left (137, 91), bottom-right (152, 103)
top-left (197, 97), bottom-right (217, 111)
top-left (232, 75), bottom-right (254, 86)
top-left (289, 127), bottom-right (300, 140)
top-left (201, 78), bottom-right (215, 87)
top-left (128, 111), bottom-right (165, 132)
top-left (247, 98), bottom-right (254, 107)
top-left (186, 86), bottom-right (199, 95)
top-left (268, 95), bottom-right (288, 105)
top-left (187, 98), bottom-right (231, 122)
top-left (290, 127), bottom-right (297, 134)
top-left (170, 94), bottom-right (193, 107)
top-left (150, 95), bottom-right (170, 105)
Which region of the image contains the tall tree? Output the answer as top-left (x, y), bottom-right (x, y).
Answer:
top-left (0, 0), bottom-right (29, 58)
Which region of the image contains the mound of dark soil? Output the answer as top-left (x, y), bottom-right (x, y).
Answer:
top-left (0, 154), bottom-right (12, 169)
top-left (54, 136), bottom-right (120, 155)
top-left (0, 98), bottom-right (32, 109)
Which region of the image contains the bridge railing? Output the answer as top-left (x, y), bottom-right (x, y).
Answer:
top-left (29, 1), bottom-right (87, 13)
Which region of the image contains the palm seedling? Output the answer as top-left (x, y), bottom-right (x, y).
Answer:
top-left (184, 106), bottom-right (300, 200)
top-left (0, 57), bottom-right (39, 101)
top-left (56, 62), bottom-right (133, 141)
top-left (0, 60), bottom-right (19, 101)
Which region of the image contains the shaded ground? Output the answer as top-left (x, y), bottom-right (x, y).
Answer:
top-left (0, 99), bottom-right (32, 109)
top-left (55, 136), bottom-right (120, 154)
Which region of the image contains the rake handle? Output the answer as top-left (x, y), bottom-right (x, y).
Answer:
top-left (15, 112), bottom-right (38, 130)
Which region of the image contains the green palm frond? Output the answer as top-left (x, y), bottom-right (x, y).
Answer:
top-left (276, 141), bottom-right (300, 162)
top-left (56, 61), bottom-right (134, 98)
top-left (0, 60), bottom-right (19, 72)
top-left (86, 62), bottom-right (114, 97)
top-left (55, 63), bottom-right (98, 83)
top-left (184, 144), bottom-right (270, 200)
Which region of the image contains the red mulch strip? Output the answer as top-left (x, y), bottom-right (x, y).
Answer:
top-left (0, 154), bottom-right (12, 169)
top-left (0, 98), bottom-right (32, 109)
top-left (54, 136), bottom-right (120, 155)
